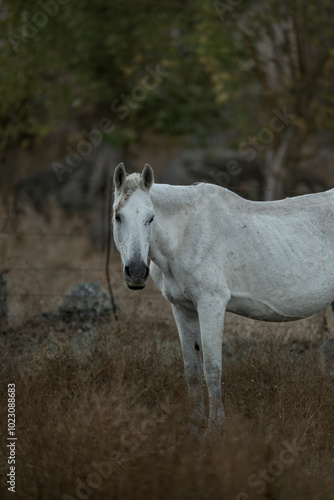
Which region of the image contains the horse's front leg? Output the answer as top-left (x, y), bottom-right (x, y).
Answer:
top-left (171, 304), bottom-right (206, 434)
top-left (197, 295), bottom-right (229, 436)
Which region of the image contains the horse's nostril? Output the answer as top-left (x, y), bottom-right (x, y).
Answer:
top-left (125, 263), bottom-right (149, 282)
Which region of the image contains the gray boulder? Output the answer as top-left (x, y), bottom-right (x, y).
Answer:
top-left (59, 282), bottom-right (116, 319)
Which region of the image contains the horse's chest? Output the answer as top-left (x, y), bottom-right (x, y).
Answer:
top-left (150, 261), bottom-right (194, 308)
top-left (162, 276), bottom-right (192, 308)
top-left (163, 286), bottom-right (183, 305)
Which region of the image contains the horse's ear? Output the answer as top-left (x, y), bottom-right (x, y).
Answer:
top-left (141, 164), bottom-right (154, 191)
top-left (113, 163), bottom-right (126, 190)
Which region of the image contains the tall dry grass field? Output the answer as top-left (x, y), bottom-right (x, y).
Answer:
top-left (0, 206), bottom-right (334, 499)
top-left (1, 318), bottom-right (334, 500)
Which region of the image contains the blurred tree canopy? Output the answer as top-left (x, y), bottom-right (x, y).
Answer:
top-left (1, 0), bottom-right (334, 197)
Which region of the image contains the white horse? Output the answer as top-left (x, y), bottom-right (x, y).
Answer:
top-left (112, 162), bottom-right (334, 434)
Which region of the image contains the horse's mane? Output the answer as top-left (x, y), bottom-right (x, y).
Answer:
top-left (114, 173), bottom-right (142, 212)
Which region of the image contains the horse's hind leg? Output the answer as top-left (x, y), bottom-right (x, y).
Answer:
top-left (197, 295), bottom-right (229, 436)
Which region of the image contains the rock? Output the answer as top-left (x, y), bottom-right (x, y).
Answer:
top-left (59, 282), bottom-right (119, 319)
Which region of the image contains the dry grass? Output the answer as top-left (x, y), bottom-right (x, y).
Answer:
top-left (0, 317), bottom-right (334, 500)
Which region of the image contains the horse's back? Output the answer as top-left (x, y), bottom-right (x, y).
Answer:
top-left (195, 184), bottom-right (334, 319)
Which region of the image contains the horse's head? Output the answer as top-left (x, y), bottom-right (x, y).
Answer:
top-left (112, 163), bottom-right (154, 290)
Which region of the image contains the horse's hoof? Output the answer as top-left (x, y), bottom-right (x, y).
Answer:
top-left (204, 419), bottom-right (226, 441)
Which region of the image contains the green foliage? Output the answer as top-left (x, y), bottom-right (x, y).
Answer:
top-left (1, 0), bottom-right (334, 152)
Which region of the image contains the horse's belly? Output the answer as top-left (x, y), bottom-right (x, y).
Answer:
top-left (226, 295), bottom-right (329, 322)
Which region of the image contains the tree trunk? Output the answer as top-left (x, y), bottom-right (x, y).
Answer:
top-left (263, 129), bottom-right (294, 201)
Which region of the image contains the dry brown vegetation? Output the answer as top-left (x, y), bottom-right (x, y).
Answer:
top-left (1, 317), bottom-right (334, 500)
top-left (0, 208), bottom-right (334, 500)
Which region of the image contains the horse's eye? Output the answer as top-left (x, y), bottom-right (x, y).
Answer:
top-left (115, 213), bottom-right (121, 222)
top-left (149, 216), bottom-right (155, 224)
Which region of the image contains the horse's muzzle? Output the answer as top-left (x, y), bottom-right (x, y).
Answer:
top-left (124, 262), bottom-right (150, 290)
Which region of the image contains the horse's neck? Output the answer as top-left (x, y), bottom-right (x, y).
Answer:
top-left (151, 184), bottom-right (197, 214)
top-left (148, 184), bottom-right (197, 270)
